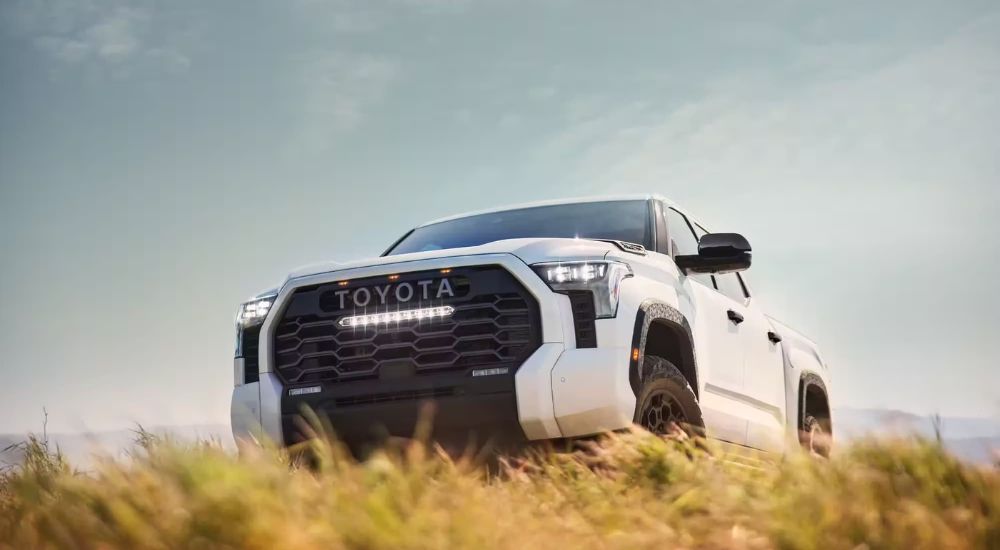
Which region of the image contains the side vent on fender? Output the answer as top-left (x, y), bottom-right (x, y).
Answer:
top-left (241, 325), bottom-right (261, 384)
top-left (566, 291), bottom-right (598, 348)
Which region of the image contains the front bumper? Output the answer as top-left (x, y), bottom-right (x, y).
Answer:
top-left (231, 253), bottom-right (637, 446)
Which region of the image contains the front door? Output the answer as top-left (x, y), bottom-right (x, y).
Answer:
top-left (688, 281), bottom-right (749, 444)
top-left (663, 206), bottom-right (747, 444)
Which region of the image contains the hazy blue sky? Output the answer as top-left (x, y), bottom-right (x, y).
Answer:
top-left (1, 0), bottom-right (998, 433)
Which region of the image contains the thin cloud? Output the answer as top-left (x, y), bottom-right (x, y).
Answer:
top-left (292, 0), bottom-right (469, 34)
top-left (534, 11), bottom-right (1000, 413)
top-left (293, 52), bottom-right (400, 151)
top-left (547, 11), bottom-right (1000, 204)
top-left (34, 35), bottom-right (92, 63)
top-left (81, 5), bottom-right (146, 62)
top-left (3, 1), bottom-right (191, 73)
top-left (395, 0), bottom-right (471, 12)
top-left (292, 0), bottom-right (384, 33)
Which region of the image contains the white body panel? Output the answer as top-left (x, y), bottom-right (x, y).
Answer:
top-left (688, 282), bottom-right (749, 444)
top-left (770, 317), bottom-right (832, 447)
top-left (514, 343), bottom-right (565, 440)
top-left (231, 195), bottom-right (831, 454)
top-left (551, 346), bottom-right (635, 437)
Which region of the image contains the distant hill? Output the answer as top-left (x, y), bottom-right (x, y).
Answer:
top-left (834, 407), bottom-right (999, 464)
top-left (0, 435), bottom-right (23, 466)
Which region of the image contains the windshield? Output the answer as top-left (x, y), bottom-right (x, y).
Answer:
top-left (386, 200), bottom-right (652, 255)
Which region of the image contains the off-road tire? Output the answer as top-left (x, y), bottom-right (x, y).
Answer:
top-left (800, 414), bottom-right (831, 457)
top-left (633, 355), bottom-right (705, 436)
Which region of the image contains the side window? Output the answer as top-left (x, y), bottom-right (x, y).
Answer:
top-left (715, 273), bottom-right (748, 303)
top-left (691, 223), bottom-right (709, 241)
top-left (736, 273), bottom-right (751, 299)
top-left (665, 208), bottom-right (699, 256)
top-left (664, 208), bottom-right (715, 288)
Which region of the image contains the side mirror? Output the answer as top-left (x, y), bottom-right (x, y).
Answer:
top-left (674, 233), bottom-right (752, 274)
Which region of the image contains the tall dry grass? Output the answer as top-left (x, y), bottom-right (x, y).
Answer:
top-left (1, 428), bottom-right (997, 549)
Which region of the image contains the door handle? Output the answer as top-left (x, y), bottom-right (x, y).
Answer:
top-left (726, 309), bottom-right (744, 325)
top-left (767, 331), bottom-right (783, 344)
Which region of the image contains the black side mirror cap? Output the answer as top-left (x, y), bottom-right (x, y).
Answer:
top-left (675, 233), bottom-right (752, 274)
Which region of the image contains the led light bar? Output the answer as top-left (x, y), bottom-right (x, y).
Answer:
top-left (338, 306), bottom-right (455, 328)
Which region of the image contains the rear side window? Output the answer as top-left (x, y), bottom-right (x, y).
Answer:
top-left (691, 223), bottom-right (709, 241)
top-left (692, 219), bottom-right (749, 302)
top-left (664, 208), bottom-right (715, 288)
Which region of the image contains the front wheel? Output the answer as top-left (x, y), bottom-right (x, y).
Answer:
top-left (633, 356), bottom-right (704, 436)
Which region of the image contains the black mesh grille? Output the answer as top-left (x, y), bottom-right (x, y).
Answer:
top-left (272, 266), bottom-right (541, 385)
top-left (566, 290), bottom-right (597, 348)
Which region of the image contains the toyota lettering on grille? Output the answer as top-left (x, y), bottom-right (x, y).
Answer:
top-left (332, 278), bottom-right (456, 310)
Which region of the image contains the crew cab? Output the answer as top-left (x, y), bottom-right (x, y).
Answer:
top-left (231, 195), bottom-right (832, 455)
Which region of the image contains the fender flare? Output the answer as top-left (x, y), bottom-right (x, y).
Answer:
top-left (628, 299), bottom-right (698, 397)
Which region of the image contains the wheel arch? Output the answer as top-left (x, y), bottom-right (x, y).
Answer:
top-left (629, 300), bottom-right (699, 399)
top-left (799, 372), bottom-right (831, 432)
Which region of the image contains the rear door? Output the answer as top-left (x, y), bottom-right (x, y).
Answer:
top-left (664, 208), bottom-right (747, 444)
top-left (725, 274), bottom-right (787, 451)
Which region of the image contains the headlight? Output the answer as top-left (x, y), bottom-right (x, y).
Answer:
top-left (235, 291), bottom-right (277, 358)
top-left (531, 261), bottom-right (632, 318)
top-left (237, 294), bottom-right (276, 327)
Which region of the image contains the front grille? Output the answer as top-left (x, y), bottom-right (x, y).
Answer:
top-left (272, 266), bottom-right (541, 385)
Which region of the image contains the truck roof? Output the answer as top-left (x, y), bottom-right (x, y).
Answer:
top-left (418, 193), bottom-right (677, 228)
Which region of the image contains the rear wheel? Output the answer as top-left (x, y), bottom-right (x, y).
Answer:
top-left (633, 356), bottom-right (704, 435)
top-left (800, 414), bottom-right (831, 457)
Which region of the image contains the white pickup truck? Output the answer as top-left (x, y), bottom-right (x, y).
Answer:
top-left (232, 195), bottom-right (832, 455)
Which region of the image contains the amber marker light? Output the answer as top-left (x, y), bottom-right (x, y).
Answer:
top-left (440, 268), bottom-right (452, 274)
top-left (388, 274), bottom-right (400, 281)
top-left (632, 348), bottom-right (640, 361)
top-left (338, 281), bottom-right (349, 287)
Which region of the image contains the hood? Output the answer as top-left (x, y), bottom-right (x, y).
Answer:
top-left (284, 238), bottom-right (616, 283)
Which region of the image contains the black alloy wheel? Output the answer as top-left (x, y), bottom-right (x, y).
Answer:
top-left (639, 390), bottom-right (687, 434)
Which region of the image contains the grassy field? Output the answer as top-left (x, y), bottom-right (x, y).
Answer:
top-left (1, 428), bottom-right (997, 550)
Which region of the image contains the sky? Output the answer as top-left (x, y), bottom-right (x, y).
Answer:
top-left (1, 0), bottom-right (998, 434)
